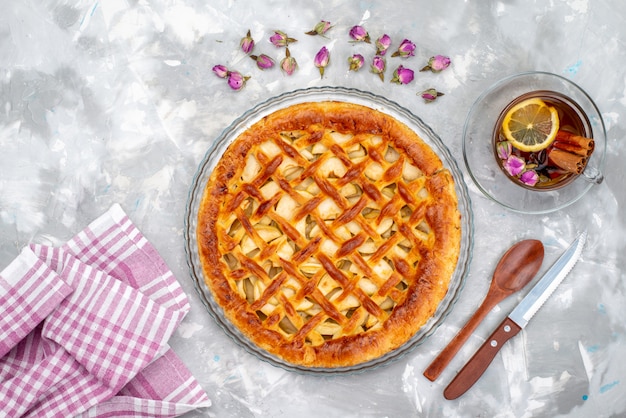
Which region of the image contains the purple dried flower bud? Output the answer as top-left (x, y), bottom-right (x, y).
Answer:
top-left (240, 30), bottom-right (255, 54)
top-left (419, 88), bottom-right (445, 103)
top-left (421, 55), bottom-right (451, 72)
top-left (212, 64), bottom-right (229, 78)
top-left (370, 55), bottom-right (386, 82)
top-left (314, 46), bottom-right (330, 78)
top-left (348, 54), bottom-right (365, 71)
top-left (349, 25), bottom-right (371, 43)
top-left (520, 170), bottom-right (539, 186)
top-left (306, 20), bottom-right (333, 36)
top-left (417, 88), bottom-right (443, 103)
top-left (392, 39), bottom-right (416, 58)
top-left (391, 65), bottom-right (414, 85)
top-left (226, 71), bottom-right (250, 91)
top-left (250, 53), bottom-right (275, 70)
top-left (496, 141), bottom-right (512, 160)
top-left (504, 155), bottom-right (526, 177)
top-left (280, 48), bottom-right (298, 75)
top-left (375, 34), bottom-right (392, 56)
top-left (270, 30), bottom-right (297, 47)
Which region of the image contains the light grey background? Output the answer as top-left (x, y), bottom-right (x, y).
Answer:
top-left (1, 1), bottom-right (624, 417)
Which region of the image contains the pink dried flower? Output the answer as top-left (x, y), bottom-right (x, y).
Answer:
top-left (226, 71), bottom-right (250, 91)
top-left (370, 55), bottom-right (386, 82)
top-left (375, 34), bottom-right (392, 56)
top-left (504, 155), bottom-right (526, 177)
top-left (212, 64), bottom-right (229, 78)
top-left (280, 48), bottom-right (298, 75)
top-left (520, 170), bottom-right (539, 186)
top-left (306, 20), bottom-right (333, 36)
top-left (240, 30), bottom-right (255, 54)
top-left (270, 30), bottom-right (297, 47)
top-left (213, 65), bottom-right (249, 90)
top-left (250, 54), bottom-right (275, 70)
top-left (496, 141), bottom-right (512, 160)
top-left (314, 46), bottom-right (330, 78)
top-left (348, 54), bottom-right (365, 71)
top-left (392, 39), bottom-right (416, 58)
top-left (421, 55), bottom-right (451, 72)
top-left (391, 65), bottom-right (414, 85)
top-left (419, 88), bottom-right (445, 103)
top-left (349, 25), bottom-right (371, 43)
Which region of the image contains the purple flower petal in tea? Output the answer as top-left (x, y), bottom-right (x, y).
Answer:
top-left (497, 141), bottom-right (512, 160)
top-left (348, 54), bottom-right (364, 71)
top-left (520, 170), bottom-right (539, 186)
top-left (391, 65), bottom-right (414, 84)
top-left (375, 34), bottom-right (392, 56)
top-left (314, 46), bottom-right (330, 78)
top-left (504, 155), bottom-right (526, 177)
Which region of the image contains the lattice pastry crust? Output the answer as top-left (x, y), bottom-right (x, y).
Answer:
top-left (198, 101), bottom-right (461, 368)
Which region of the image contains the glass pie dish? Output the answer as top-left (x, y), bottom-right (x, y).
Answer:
top-left (183, 86), bottom-right (474, 374)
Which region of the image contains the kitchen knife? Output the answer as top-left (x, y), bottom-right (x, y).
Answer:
top-left (443, 230), bottom-right (587, 400)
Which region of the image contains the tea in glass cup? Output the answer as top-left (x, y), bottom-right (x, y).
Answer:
top-left (493, 90), bottom-right (594, 190)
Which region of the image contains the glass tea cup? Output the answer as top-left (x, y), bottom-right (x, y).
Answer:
top-left (463, 71), bottom-right (606, 214)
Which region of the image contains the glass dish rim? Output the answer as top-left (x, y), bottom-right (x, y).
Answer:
top-left (462, 70), bottom-right (607, 214)
top-left (183, 86), bottom-right (474, 375)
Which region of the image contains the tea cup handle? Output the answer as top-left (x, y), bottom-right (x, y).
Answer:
top-left (582, 166), bottom-right (604, 184)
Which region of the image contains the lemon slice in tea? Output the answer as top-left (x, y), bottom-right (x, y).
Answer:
top-left (502, 98), bottom-right (560, 152)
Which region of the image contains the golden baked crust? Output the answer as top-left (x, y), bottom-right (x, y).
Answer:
top-left (197, 101), bottom-right (461, 368)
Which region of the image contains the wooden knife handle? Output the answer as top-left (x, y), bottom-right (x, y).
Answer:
top-left (443, 317), bottom-right (522, 400)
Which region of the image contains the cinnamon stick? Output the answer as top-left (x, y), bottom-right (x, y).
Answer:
top-left (548, 148), bottom-right (587, 174)
top-left (553, 131), bottom-right (594, 156)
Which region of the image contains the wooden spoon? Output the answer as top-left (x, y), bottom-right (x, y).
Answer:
top-left (423, 239), bottom-right (544, 382)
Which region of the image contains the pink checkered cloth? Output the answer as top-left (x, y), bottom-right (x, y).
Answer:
top-left (0, 204), bottom-right (211, 417)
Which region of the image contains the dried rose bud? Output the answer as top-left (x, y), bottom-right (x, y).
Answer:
top-left (370, 55), bottom-right (386, 82)
top-left (250, 54), bottom-right (275, 70)
top-left (421, 55), bottom-right (451, 72)
top-left (226, 71), bottom-right (250, 91)
top-left (240, 30), bottom-right (255, 54)
top-left (314, 46), bottom-right (330, 78)
top-left (375, 34), bottom-right (392, 56)
top-left (270, 30), bottom-right (297, 47)
top-left (504, 155), bottom-right (526, 177)
top-left (280, 48), bottom-right (298, 75)
top-left (496, 141), bottom-right (512, 160)
top-left (391, 65), bottom-right (414, 85)
top-left (392, 39), bottom-right (416, 58)
top-left (520, 170), bottom-right (539, 186)
top-left (349, 25), bottom-right (370, 43)
top-left (419, 88), bottom-right (445, 103)
top-left (348, 54), bottom-right (364, 71)
top-left (212, 64), bottom-right (229, 78)
top-left (306, 20), bottom-right (333, 36)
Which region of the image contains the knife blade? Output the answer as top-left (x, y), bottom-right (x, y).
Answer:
top-left (443, 230), bottom-right (587, 400)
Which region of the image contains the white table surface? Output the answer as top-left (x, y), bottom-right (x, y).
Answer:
top-left (1, 0), bottom-right (625, 416)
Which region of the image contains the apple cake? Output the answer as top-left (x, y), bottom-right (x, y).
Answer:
top-left (197, 101), bottom-right (461, 368)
